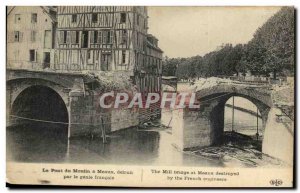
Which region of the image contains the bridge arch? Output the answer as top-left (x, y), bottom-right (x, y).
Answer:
top-left (172, 84), bottom-right (272, 150)
top-left (7, 78), bottom-right (70, 130)
top-left (195, 84), bottom-right (272, 148)
top-left (7, 84), bottom-right (70, 162)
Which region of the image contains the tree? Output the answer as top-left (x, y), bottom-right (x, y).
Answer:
top-left (162, 7), bottom-right (294, 79)
top-left (245, 7), bottom-right (294, 78)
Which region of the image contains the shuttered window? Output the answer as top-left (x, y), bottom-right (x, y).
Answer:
top-left (98, 31), bottom-right (102, 44)
top-left (90, 31), bottom-right (99, 44)
top-left (103, 30), bottom-right (113, 44)
top-left (71, 31), bottom-right (76, 44)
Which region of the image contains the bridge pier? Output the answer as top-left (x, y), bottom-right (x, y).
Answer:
top-left (68, 90), bottom-right (140, 138)
top-left (171, 101), bottom-right (224, 150)
top-left (68, 90), bottom-right (107, 138)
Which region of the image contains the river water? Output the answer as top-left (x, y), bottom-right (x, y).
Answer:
top-left (7, 97), bottom-right (286, 167)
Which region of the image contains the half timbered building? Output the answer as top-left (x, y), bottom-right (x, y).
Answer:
top-left (55, 6), bottom-right (163, 94)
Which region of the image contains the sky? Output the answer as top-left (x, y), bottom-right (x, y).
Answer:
top-left (147, 6), bottom-right (281, 58)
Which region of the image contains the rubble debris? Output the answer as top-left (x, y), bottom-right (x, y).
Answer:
top-left (188, 131), bottom-right (288, 167)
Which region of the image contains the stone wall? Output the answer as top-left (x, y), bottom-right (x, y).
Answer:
top-left (111, 108), bottom-right (139, 132)
top-left (69, 90), bottom-right (102, 138)
top-left (171, 107), bottom-right (218, 150)
top-left (69, 90), bottom-right (140, 137)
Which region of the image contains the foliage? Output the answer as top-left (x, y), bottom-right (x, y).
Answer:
top-left (162, 7), bottom-right (294, 80)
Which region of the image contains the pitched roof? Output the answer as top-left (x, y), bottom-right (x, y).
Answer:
top-left (7, 6), bottom-right (57, 23)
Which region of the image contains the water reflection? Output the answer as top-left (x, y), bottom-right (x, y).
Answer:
top-left (7, 123), bottom-right (224, 166)
top-left (7, 123), bottom-right (68, 163)
top-left (66, 128), bottom-right (160, 165)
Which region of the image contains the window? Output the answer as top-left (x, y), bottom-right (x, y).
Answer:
top-left (120, 13), bottom-right (126, 23)
top-left (14, 31), bottom-right (20, 42)
top-left (31, 13), bottom-right (37, 23)
top-left (121, 30), bottom-right (127, 44)
top-left (90, 31), bottom-right (99, 44)
top-left (98, 31), bottom-right (102, 44)
top-left (81, 31), bottom-right (88, 48)
top-left (72, 14), bottom-right (77, 23)
top-left (63, 31), bottom-right (67, 43)
top-left (15, 14), bottom-right (21, 23)
top-left (31, 31), bottom-right (36, 42)
top-left (122, 51), bottom-right (126, 64)
top-left (94, 31), bottom-right (98, 43)
top-left (92, 13), bottom-right (98, 23)
top-left (29, 50), bottom-right (35, 62)
top-left (75, 31), bottom-right (79, 44)
top-left (103, 30), bottom-right (113, 44)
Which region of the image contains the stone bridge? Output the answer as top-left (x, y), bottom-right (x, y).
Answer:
top-left (6, 69), bottom-right (92, 137)
top-left (6, 69), bottom-right (115, 138)
top-left (171, 81), bottom-right (293, 164)
top-left (7, 70), bottom-right (293, 164)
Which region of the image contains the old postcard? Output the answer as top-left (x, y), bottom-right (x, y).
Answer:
top-left (6, 6), bottom-right (295, 188)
